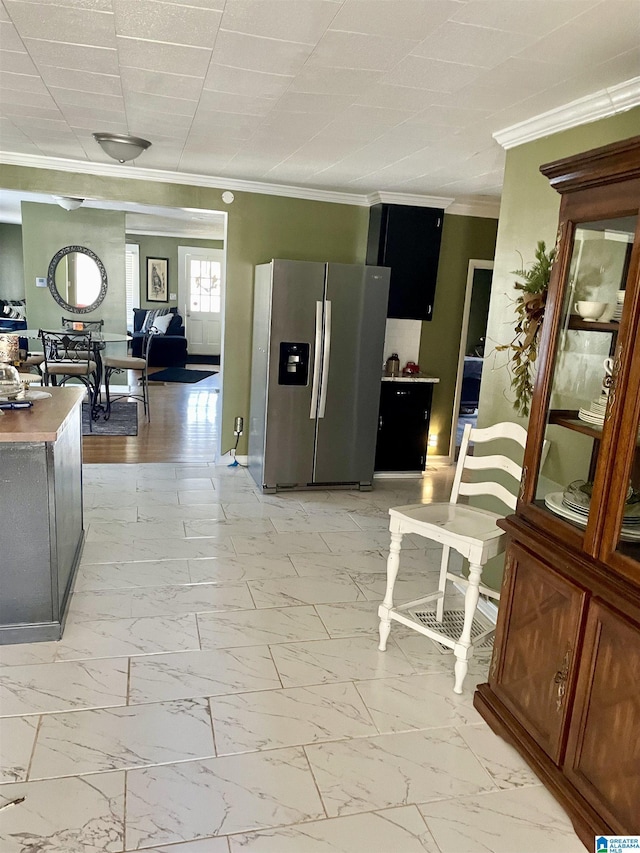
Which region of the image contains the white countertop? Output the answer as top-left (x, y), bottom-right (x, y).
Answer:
top-left (381, 375), bottom-right (439, 383)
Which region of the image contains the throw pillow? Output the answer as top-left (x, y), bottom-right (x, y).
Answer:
top-left (141, 307), bottom-right (170, 333)
top-left (166, 312), bottom-right (183, 335)
top-left (148, 313), bottom-right (172, 335)
top-left (1, 299), bottom-right (26, 319)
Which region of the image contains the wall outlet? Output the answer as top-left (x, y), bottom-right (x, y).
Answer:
top-left (169, 292), bottom-right (177, 300)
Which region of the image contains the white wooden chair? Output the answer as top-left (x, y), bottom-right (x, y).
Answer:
top-left (378, 421), bottom-right (529, 694)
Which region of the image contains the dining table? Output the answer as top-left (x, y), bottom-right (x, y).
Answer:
top-left (9, 328), bottom-right (131, 417)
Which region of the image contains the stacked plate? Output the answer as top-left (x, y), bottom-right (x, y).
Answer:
top-left (544, 491), bottom-right (640, 541)
top-left (578, 395), bottom-right (607, 426)
top-left (612, 289), bottom-right (625, 323)
top-left (563, 487), bottom-right (640, 523)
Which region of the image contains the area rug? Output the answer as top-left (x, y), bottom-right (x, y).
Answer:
top-left (82, 402), bottom-right (138, 436)
top-left (186, 354), bottom-right (220, 365)
top-left (149, 368), bottom-right (217, 383)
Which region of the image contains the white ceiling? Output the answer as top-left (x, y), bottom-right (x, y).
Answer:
top-left (1, 0), bottom-right (639, 206)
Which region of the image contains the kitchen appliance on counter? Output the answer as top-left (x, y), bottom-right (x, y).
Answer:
top-left (384, 353), bottom-right (400, 377)
top-left (402, 361), bottom-right (420, 376)
top-left (249, 259), bottom-right (390, 492)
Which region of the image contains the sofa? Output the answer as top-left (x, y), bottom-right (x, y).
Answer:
top-left (131, 307), bottom-right (188, 367)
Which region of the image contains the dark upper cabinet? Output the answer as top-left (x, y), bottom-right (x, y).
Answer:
top-left (366, 203), bottom-right (444, 321)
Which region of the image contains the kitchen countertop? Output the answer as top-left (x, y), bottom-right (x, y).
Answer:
top-left (381, 375), bottom-right (439, 383)
top-left (0, 386), bottom-right (84, 442)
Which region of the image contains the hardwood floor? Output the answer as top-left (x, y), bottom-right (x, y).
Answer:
top-left (82, 367), bottom-right (221, 464)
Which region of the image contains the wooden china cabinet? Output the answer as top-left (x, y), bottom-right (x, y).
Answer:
top-left (474, 135), bottom-right (640, 848)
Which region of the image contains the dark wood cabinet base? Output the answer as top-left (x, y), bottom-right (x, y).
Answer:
top-left (474, 684), bottom-right (612, 851)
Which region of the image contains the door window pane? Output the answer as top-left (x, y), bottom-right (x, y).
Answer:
top-left (189, 259), bottom-right (221, 313)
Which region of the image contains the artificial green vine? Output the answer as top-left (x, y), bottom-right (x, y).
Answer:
top-left (497, 241), bottom-right (556, 417)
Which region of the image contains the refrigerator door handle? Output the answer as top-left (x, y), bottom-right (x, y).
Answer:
top-left (318, 299), bottom-right (331, 418)
top-left (310, 300), bottom-right (323, 418)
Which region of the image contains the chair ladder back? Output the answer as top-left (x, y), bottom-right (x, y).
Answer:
top-left (450, 421), bottom-right (528, 513)
top-left (449, 422), bottom-right (473, 504)
top-left (457, 480), bottom-right (518, 512)
top-left (463, 453), bottom-right (522, 481)
top-left (470, 421), bottom-right (528, 445)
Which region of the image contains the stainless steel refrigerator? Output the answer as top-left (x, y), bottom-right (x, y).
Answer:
top-left (249, 259), bottom-right (390, 492)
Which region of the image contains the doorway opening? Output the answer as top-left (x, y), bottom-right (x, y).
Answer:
top-left (178, 246), bottom-right (226, 362)
top-left (450, 260), bottom-right (494, 459)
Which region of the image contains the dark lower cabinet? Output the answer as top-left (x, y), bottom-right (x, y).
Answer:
top-left (375, 381), bottom-right (433, 472)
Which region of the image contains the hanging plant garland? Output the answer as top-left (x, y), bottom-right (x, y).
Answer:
top-left (497, 241), bottom-right (556, 417)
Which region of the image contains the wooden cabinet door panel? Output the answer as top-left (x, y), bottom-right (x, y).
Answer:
top-left (565, 600), bottom-right (640, 832)
top-left (492, 544), bottom-right (587, 763)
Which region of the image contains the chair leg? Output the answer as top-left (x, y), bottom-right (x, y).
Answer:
top-left (142, 369), bottom-right (150, 422)
top-left (453, 560), bottom-right (483, 694)
top-left (435, 544), bottom-right (451, 623)
top-left (104, 367), bottom-right (113, 419)
top-left (378, 530), bottom-right (403, 651)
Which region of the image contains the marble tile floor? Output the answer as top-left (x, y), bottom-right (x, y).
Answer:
top-left (0, 463), bottom-right (584, 853)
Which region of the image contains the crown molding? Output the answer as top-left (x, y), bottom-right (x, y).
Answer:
top-left (446, 197), bottom-right (501, 218)
top-left (125, 227), bottom-right (225, 240)
top-left (494, 76), bottom-right (640, 150)
top-left (366, 191), bottom-right (454, 208)
top-left (1, 150), bottom-right (495, 216)
top-left (0, 151), bottom-right (369, 206)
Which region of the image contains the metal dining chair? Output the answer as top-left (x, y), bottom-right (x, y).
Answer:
top-left (39, 329), bottom-right (100, 430)
top-left (103, 331), bottom-right (152, 422)
top-left (378, 421), bottom-right (529, 694)
top-left (61, 317), bottom-right (105, 348)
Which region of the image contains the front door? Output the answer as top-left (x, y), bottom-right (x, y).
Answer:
top-left (178, 247), bottom-right (224, 356)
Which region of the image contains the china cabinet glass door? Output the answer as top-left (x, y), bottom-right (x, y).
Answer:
top-left (532, 215), bottom-right (637, 549)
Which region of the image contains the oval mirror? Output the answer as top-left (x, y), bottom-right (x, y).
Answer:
top-left (47, 245), bottom-right (108, 314)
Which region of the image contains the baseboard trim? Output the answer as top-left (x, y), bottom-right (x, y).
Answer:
top-left (374, 471), bottom-right (423, 479)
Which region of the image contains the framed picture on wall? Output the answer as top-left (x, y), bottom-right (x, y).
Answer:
top-left (146, 257), bottom-right (169, 303)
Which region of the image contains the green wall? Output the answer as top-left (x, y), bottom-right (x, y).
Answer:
top-left (21, 201), bottom-right (126, 334)
top-left (0, 223), bottom-right (24, 301)
top-left (477, 106), bottom-right (640, 590)
top-left (2, 165), bottom-right (368, 452)
top-left (125, 235), bottom-right (224, 311)
top-left (419, 214), bottom-right (498, 457)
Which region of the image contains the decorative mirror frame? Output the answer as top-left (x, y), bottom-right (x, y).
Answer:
top-left (47, 245), bottom-right (108, 314)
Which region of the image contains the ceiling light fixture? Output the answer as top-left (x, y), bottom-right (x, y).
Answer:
top-left (93, 132), bottom-right (151, 163)
top-left (54, 196), bottom-right (84, 211)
